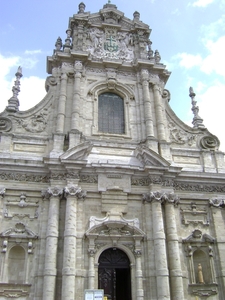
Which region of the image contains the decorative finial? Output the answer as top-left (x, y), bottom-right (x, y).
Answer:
top-left (6, 66), bottom-right (23, 112)
top-left (78, 2), bottom-right (85, 13)
top-left (55, 37), bottom-right (62, 52)
top-left (63, 29), bottom-right (72, 53)
top-left (154, 50), bottom-right (161, 63)
top-left (189, 87), bottom-right (205, 128)
top-left (108, 0), bottom-right (111, 3)
top-left (147, 41), bottom-right (154, 59)
top-left (133, 11), bottom-right (140, 21)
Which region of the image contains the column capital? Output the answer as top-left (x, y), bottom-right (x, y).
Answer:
top-left (41, 186), bottom-right (63, 200)
top-left (64, 185), bottom-right (86, 199)
top-left (143, 191), bottom-right (179, 206)
top-left (88, 248), bottom-right (96, 257)
top-left (209, 197), bottom-right (225, 208)
top-left (60, 72), bottom-right (68, 80)
top-left (134, 249), bottom-right (142, 257)
top-left (140, 69), bottom-right (149, 82)
top-left (0, 187), bottom-right (5, 197)
top-left (74, 60), bottom-right (83, 72)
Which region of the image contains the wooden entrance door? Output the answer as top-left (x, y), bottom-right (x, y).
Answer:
top-left (98, 248), bottom-right (132, 300)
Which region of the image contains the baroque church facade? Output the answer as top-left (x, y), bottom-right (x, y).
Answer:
top-left (1, 2), bottom-right (225, 299)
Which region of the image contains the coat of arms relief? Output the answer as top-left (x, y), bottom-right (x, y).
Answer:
top-left (86, 27), bottom-right (135, 62)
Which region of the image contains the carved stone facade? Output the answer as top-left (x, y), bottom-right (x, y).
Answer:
top-left (0, 2), bottom-right (225, 300)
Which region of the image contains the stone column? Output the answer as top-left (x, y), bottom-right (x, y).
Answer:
top-left (71, 61), bottom-right (82, 131)
top-left (141, 70), bottom-right (155, 149)
top-left (70, 61), bottom-right (83, 147)
top-left (42, 187), bottom-right (63, 300)
top-left (0, 188), bottom-right (6, 282)
top-left (56, 72), bottom-right (68, 133)
top-left (143, 199), bottom-right (156, 299)
top-left (209, 198), bottom-right (225, 289)
top-left (146, 191), bottom-right (170, 299)
top-left (152, 84), bottom-right (166, 141)
top-left (88, 247), bottom-right (96, 290)
top-left (62, 185), bottom-right (86, 300)
top-left (134, 244), bottom-right (144, 300)
top-left (0, 187), bottom-right (8, 282)
top-left (164, 193), bottom-right (184, 299)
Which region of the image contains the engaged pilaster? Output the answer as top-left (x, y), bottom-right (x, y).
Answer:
top-left (42, 186), bottom-right (63, 300)
top-left (62, 185), bottom-right (86, 300)
top-left (164, 192), bottom-right (184, 299)
top-left (152, 84), bottom-right (166, 141)
top-left (56, 72), bottom-right (68, 133)
top-left (134, 241), bottom-right (144, 300)
top-left (70, 61), bottom-right (83, 147)
top-left (143, 191), bottom-right (170, 299)
top-left (141, 70), bottom-right (157, 151)
top-left (209, 197), bottom-right (225, 289)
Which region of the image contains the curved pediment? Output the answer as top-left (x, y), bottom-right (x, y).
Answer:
top-left (60, 142), bottom-right (175, 172)
top-left (166, 101), bottom-right (220, 151)
top-left (86, 220), bottom-right (145, 238)
top-left (0, 222), bottom-right (38, 239)
top-left (60, 141), bottom-right (93, 161)
top-left (135, 145), bottom-right (171, 168)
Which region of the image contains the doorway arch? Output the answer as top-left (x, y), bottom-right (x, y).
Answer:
top-left (98, 248), bottom-right (132, 300)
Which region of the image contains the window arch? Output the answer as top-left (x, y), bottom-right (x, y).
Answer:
top-left (98, 92), bottom-right (125, 134)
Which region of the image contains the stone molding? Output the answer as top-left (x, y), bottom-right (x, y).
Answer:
top-left (0, 222), bottom-right (38, 240)
top-left (188, 283), bottom-right (218, 297)
top-left (0, 172), bottom-right (50, 183)
top-left (182, 229), bottom-right (215, 244)
top-left (0, 283), bottom-right (31, 298)
top-left (89, 213), bottom-right (140, 229)
top-left (180, 203), bottom-right (209, 226)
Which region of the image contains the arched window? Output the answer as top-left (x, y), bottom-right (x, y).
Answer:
top-left (98, 93), bottom-right (125, 134)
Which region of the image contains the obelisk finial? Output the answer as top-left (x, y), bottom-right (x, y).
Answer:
top-left (189, 87), bottom-right (205, 129)
top-left (6, 66), bottom-right (23, 112)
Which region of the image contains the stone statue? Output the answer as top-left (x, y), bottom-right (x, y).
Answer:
top-left (198, 263), bottom-right (205, 284)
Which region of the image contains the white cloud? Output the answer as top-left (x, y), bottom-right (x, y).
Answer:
top-left (173, 53), bottom-right (202, 69)
top-left (192, 0), bottom-right (215, 7)
top-left (19, 76), bottom-right (46, 111)
top-left (201, 15), bottom-right (225, 41)
top-left (24, 49), bottom-right (42, 55)
top-left (172, 35), bottom-right (225, 77)
top-left (200, 36), bottom-right (225, 76)
top-left (171, 9), bottom-right (180, 15)
top-left (197, 82), bottom-right (225, 151)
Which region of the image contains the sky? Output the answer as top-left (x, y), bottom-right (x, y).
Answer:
top-left (1, 0), bottom-right (225, 151)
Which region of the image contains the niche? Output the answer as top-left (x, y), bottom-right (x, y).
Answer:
top-left (183, 229), bottom-right (218, 297)
top-left (8, 245), bottom-right (26, 284)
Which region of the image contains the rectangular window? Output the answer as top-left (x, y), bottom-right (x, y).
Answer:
top-left (98, 93), bottom-right (125, 134)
